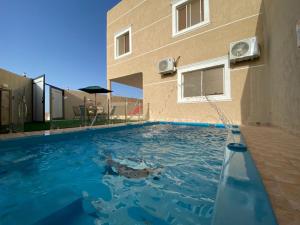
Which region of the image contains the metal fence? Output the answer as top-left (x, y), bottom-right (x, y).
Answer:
top-left (0, 70), bottom-right (147, 134)
top-left (49, 97), bottom-right (146, 131)
top-left (0, 88), bottom-right (147, 133)
top-left (0, 88), bottom-right (12, 133)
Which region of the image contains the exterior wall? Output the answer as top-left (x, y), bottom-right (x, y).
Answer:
top-left (262, 0), bottom-right (300, 136)
top-left (107, 0), bottom-right (269, 125)
top-left (0, 68), bottom-right (32, 124)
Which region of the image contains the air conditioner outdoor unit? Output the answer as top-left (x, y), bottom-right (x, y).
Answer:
top-left (230, 37), bottom-right (260, 63)
top-left (158, 58), bottom-right (176, 74)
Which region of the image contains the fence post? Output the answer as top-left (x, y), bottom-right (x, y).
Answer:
top-left (9, 89), bottom-right (12, 133)
top-left (107, 98), bottom-right (110, 124)
top-left (147, 102), bottom-right (150, 121)
top-left (83, 96), bottom-right (86, 127)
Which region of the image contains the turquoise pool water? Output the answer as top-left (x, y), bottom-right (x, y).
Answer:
top-left (0, 124), bottom-right (227, 225)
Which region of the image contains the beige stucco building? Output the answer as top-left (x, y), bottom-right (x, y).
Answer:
top-left (107, 0), bottom-right (300, 136)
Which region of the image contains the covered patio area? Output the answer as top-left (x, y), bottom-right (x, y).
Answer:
top-left (108, 72), bottom-right (143, 89)
top-left (107, 72), bottom-right (146, 120)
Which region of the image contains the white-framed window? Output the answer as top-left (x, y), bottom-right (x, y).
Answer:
top-left (114, 26), bottom-right (132, 59)
top-left (177, 56), bottom-right (231, 103)
top-left (172, 0), bottom-right (210, 37)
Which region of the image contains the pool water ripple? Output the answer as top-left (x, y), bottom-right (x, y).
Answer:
top-left (0, 124), bottom-right (227, 225)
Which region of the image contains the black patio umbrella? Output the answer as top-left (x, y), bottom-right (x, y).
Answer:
top-left (79, 86), bottom-right (112, 106)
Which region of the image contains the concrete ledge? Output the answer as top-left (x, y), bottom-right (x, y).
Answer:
top-left (0, 122), bottom-right (157, 147)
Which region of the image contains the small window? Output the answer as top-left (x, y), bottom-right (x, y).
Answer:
top-left (178, 56), bottom-right (231, 103)
top-left (172, 0), bottom-right (209, 37)
top-left (114, 27), bottom-right (132, 59)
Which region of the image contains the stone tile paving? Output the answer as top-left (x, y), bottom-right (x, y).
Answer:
top-left (241, 126), bottom-right (300, 225)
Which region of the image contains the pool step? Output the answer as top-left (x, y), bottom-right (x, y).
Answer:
top-left (1, 188), bottom-right (95, 225)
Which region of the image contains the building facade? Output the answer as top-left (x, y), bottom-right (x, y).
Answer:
top-left (107, 0), bottom-right (300, 135)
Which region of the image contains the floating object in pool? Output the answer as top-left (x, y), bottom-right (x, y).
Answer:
top-left (114, 157), bottom-right (148, 170)
top-left (104, 157), bottom-right (160, 179)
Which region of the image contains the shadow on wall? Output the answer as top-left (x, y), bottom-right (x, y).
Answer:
top-left (241, 0), bottom-right (300, 136)
top-left (262, 0), bottom-right (300, 135)
top-left (240, 2), bottom-right (271, 127)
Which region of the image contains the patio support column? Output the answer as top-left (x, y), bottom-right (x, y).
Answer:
top-left (83, 96), bottom-right (86, 126)
top-left (125, 98), bottom-right (127, 123)
top-left (107, 80), bottom-right (112, 102)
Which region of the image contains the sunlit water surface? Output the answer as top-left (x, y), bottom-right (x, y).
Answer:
top-left (0, 124), bottom-right (227, 225)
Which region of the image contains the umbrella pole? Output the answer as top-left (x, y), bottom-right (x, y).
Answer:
top-left (95, 93), bottom-right (96, 106)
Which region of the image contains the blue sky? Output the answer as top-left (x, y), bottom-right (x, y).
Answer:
top-left (0, 0), bottom-right (142, 98)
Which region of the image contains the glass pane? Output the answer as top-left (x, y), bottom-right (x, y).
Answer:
top-left (1, 91), bottom-right (10, 125)
top-left (124, 32), bottom-right (130, 53)
top-left (201, 0), bottom-right (204, 21)
top-left (178, 5), bottom-right (187, 31)
top-left (117, 35), bottom-right (125, 56)
top-left (202, 66), bottom-right (224, 96)
top-left (191, 0), bottom-right (201, 26)
top-left (183, 70), bottom-right (202, 97)
top-left (50, 87), bottom-right (63, 119)
top-left (187, 4), bottom-right (191, 27)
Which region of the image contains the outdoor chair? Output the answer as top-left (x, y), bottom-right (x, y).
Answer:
top-left (95, 106), bottom-right (106, 121)
top-left (87, 105), bottom-right (96, 119)
top-left (93, 105), bottom-right (116, 123)
top-left (79, 105), bottom-right (88, 122)
top-left (89, 104), bottom-right (110, 125)
top-left (72, 106), bottom-right (81, 120)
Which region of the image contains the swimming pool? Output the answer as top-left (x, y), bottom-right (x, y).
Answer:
top-left (0, 122), bottom-right (278, 225)
top-left (0, 123), bottom-right (227, 225)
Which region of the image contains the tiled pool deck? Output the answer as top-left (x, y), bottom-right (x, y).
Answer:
top-left (241, 126), bottom-right (300, 225)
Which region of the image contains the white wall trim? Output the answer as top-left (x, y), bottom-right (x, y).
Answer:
top-left (114, 26), bottom-right (132, 60)
top-left (133, 14), bottom-right (172, 36)
top-left (144, 79), bottom-right (177, 87)
top-left (108, 13), bottom-right (262, 68)
top-left (108, 0), bottom-right (147, 27)
top-left (230, 64), bottom-right (265, 72)
top-left (172, 0), bottom-right (210, 37)
top-left (108, 14), bottom-right (172, 49)
top-left (177, 56), bottom-right (231, 103)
